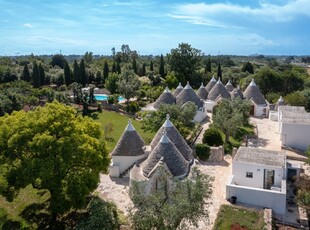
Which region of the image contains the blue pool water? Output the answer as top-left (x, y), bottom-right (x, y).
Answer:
top-left (94, 94), bottom-right (125, 101)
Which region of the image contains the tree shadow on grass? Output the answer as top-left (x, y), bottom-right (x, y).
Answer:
top-left (20, 202), bottom-right (51, 229)
top-left (86, 110), bottom-right (99, 120)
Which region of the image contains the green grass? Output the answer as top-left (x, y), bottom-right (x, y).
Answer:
top-left (88, 110), bottom-right (155, 153)
top-left (0, 185), bottom-right (50, 229)
top-left (213, 205), bottom-right (265, 230)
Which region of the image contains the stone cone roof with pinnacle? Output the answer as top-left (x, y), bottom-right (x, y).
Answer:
top-left (176, 82), bottom-right (203, 108)
top-left (153, 87), bottom-right (176, 109)
top-left (225, 80), bottom-right (234, 92)
top-left (197, 82), bottom-right (208, 100)
top-left (143, 131), bottom-right (189, 178)
top-left (172, 82), bottom-right (183, 97)
top-left (230, 85), bottom-right (244, 99)
top-left (150, 115), bottom-right (193, 162)
top-left (243, 79), bottom-right (266, 105)
top-left (207, 79), bottom-right (231, 101)
top-left (205, 76), bottom-right (217, 92)
top-left (111, 120), bottom-right (145, 156)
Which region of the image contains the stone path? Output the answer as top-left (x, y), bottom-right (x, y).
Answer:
top-left (195, 113), bottom-right (212, 144)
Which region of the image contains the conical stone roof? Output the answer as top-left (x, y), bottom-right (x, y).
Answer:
top-left (230, 85), bottom-right (243, 99)
top-left (197, 82), bottom-right (208, 100)
top-left (225, 80), bottom-right (234, 92)
top-left (207, 79), bottom-right (231, 101)
top-left (205, 76), bottom-right (217, 92)
top-left (143, 132), bottom-right (189, 178)
top-left (176, 82), bottom-right (203, 108)
top-left (243, 79), bottom-right (266, 105)
top-left (153, 87), bottom-right (176, 109)
top-left (172, 82), bottom-right (183, 97)
top-left (111, 120), bottom-right (145, 156)
top-left (150, 115), bottom-right (193, 162)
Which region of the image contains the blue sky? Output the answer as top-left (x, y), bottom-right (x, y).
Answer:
top-left (0, 0), bottom-right (309, 55)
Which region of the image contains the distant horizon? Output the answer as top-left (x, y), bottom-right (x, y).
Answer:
top-left (1, 0), bottom-right (309, 56)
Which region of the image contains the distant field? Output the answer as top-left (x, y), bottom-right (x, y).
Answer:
top-left (307, 68), bottom-right (310, 75)
top-left (89, 111), bottom-right (155, 153)
top-left (213, 205), bottom-right (265, 230)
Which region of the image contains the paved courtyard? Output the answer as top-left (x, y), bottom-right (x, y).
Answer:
top-left (97, 156), bottom-right (232, 229)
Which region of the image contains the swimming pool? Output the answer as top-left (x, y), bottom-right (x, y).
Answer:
top-left (94, 94), bottom-right (125, 101)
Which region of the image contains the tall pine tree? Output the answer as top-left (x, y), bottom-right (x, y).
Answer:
top-left (64, 62), bottom-right (71, 86)
top-left (103, 60), bottom-right (109, 84)
top-left (39, 63), bottom-right (45, 86)
top-left (159, 54), bottom-right (165, 77)
top-left (21, 64), bottom-right (31, 82)
top-left (80, 59), bottom-right (87, 86)
top-left (32, 61), bottom-right (41, 88)
top-left (73, 60), bottom-right (80, 84)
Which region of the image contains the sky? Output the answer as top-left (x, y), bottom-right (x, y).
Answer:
top-left (0, 0), bottom-right (309, 56)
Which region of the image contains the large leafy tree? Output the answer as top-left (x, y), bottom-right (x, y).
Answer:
top-left (212, 98), bottom-right (250, 143)
top-left (0, 101), bottom-right (109, 221)
top-left (129, 167), bottom-right (213, 230)
top-left (105, 73), bottom-right (120, 94)
top-left (168, 43), bottom-right (202, 85)
top-left (253, 67), bottom-right (282, 96)
top-left (117, 71), bottom-right (140, 105)
top-left (50, 54), bottom-right (67, 69)
top-left (241, 62), bottom-right (254, 74)
top-left (141, 102), bottom-right (197, 138)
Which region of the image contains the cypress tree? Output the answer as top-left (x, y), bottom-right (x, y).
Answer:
top-left (112, 62), bottom-right (116, 73)
top-left (132, 58), bottom-right (137, 74)
top-left (80, 59), bottom-right (87, 86)
top-left (73, 60), bottom-right (80, 83)
top-left (64, 62), bottom-right (71, 86)
top-left (32, 61), bottom-right (41, 88)
top-left (159, 54), bottom-right (165, 77)
top-left (103, 60), bottom-right (109, 84)
top-left (150, 61), bottom-right (154, 71)
top-left (141, 63), bottom-right (146, 76)
top-left (39, 63), bottom-right (45, 86)
top-left (217, 61), bottom-right (222, 79)
top-left (205, 57), bottom-right (211, 73)
top-left (116, 62), bottom-right (121, 74)
top-left (21, 64), bottom-right (31, 82)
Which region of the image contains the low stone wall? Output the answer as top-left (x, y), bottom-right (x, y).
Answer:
top-left (208, 146), bottom-right (224, 162)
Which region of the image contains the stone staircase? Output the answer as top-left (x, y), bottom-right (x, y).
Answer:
top-left (119, 163), bottom-right (136, 178)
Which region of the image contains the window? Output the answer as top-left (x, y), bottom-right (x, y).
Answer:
top-left (246, 172), bottom-right (253, 178)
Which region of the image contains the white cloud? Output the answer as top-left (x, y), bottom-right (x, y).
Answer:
top-left (23, 23), bottom-right (33, 28)
top-left (167, 14), bottom-right (224, 28)
top-left (173, 0), bottom-right (310, 23)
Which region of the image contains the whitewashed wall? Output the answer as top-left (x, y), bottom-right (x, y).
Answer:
top-left (194, 110), bottom-right (208, 123)
top-left (226, 176), bottom-right (286, 214)
top-left (109, 154), bottom-right (147, 177)
top-left (269, 111), bottom-right (278, 121)
top-left (281, 123), bottom-right (310, 151)
top-left (232, 161), bottom-right (284, 189)
top-left (254, 105), bottom-right (267, 117)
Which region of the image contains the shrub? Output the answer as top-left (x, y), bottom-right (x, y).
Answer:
top-left (195, 143), bottom-right (210, 161)
top-left (127, 101), bottom-right (140, 114)
top-left (224, 142), bottom-right (233, 155)
top-left (59, 84), bottom-right (67, 91)
top-left (203, 128), bottom-right (224, 146)
top-left (77, 196), bottom-right (120, 230)
top-left (97, 102), bottom-right (103, 112)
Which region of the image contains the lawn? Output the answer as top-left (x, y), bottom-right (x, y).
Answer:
top-left (213, 205), bottom-right (265, 230)
top-left (0, 185), bottom-right (50, 229)
top-left (88, 110), bottom-right (155, 153)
